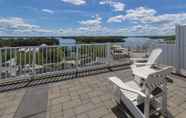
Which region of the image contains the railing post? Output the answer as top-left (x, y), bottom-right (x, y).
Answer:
top-left (75, 45), bottom-right (79, 77)
top-left (76, 45), bottom-right (79, 67)
top-left (176, 25), bottom-right (181, 74)
top-left (0, 49), bottom-right (1, 79)
top-left (107, 43), bottom-right (111, 67)
top-left (32, 47), bottom-right (36, 79)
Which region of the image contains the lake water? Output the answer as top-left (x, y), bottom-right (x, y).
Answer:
top-left (57, 37), bottom-right (160, 48)
top-left (123, 37), bottom-right (158, 48)
top-left (57, 38), bottom-right (76, 46)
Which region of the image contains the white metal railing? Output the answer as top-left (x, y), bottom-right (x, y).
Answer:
top-left (154, 44), bottom-right (177, 67)
top-left (0, 43), bottom-right (131, 80)
top-left (154, 25), bottom-right (186, 75)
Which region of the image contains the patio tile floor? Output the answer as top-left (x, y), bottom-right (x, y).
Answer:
top-left (0, 69), bottom-right (186, 118)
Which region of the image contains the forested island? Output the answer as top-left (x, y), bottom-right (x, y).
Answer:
top-left (74, 36), bottom-right (126, 43)
top-left (148, 35), bottom-right (176, 44)
top-left (0, 35), bottom-right (175, 47)
top-left (125, 35), bottom-right (176, 44)
top-left (0, 37), bottom-right (59, 47)
top-left (0, 36), bottom-right (125, 47)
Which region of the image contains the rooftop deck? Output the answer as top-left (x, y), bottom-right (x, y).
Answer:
top-left (0, 68), bottom-right (186, 118)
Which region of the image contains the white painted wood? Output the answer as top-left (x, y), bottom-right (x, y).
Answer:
top-left (176, 25), bottom-right (181, 73)
top-left (129, 24), bottom-right (186, 76)
top-left (0, 49), bottom-right (1, 79)
top-left (109, 76), bottom-right (145, 118)
top-left (120, 92), bottom-right (145, 118)
top-left (109, 66), bottom-right (172, 118)
top-left (147, 48), bottom-right (162, 65)
top-left (109, 77), bottom-right (146, 97)
top-left (144, 89), bottom-right (150, 118)
top-left (175, 25), bottom-right (186, 73)
top-left (180, 26), bottom-right (184, 69)
top-left (131, 48), bottom-right (162, 71)
top-left (173, 45), bottom-right (176, 67)
top-left (184, 46), bottom-right (186, 68)
top-left (132, 66), bottom-right (158, 79)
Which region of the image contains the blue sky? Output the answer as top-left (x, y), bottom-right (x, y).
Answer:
top-left (0, 0), bottom-right (186, 36)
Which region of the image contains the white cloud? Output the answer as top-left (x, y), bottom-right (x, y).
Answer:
top-left (125, 7), bottom-right (157, 24)
top-left (129, 25), bottom-right (159, 35)
top-left (124, 7), bottom-right (186, 25)
top-left (112, 2), bottom-right (125, 11)
top-left (0, 17), bottom-right (39, 30)
top-left (0, 16), bottom-right (125, 36)
top-left (107, 6), bottom-right (186, 35)
top-left (79, 15), bottom-right (103, 32)
top-left (61, 0), bottom-right (86, 5)
top-left (0, 17), bottom-right (57, 35)
top-left (123, 23), bottom-right (176, 36)
top-left (60, 15), bottom-right (115, 36)
top-left (80, 15), bottom-right (102, 26)
top-left (107, 15), bottom-right (125, 23)
top-left (42, 9), bottom-right (54, 14)
top-left (59, 27), bottom-right (125, 36)
top-left (99, 0), bottom-right (125, 12)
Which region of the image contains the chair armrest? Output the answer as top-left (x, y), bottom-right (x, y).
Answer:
top-left (130, 63), bottom-right (145, 69)
top-left (119, 86), bottom-right (146, 98)
top-left (130, 58), bottom-right (148, 67)
top-left (135, 62), bottom-right (146, 67)
top-left (131, 63), bottom-right (153, 69)
top-left (131, 58), bottom-right (148, 62)
top-left (109, 76), bottom-right (146, 97)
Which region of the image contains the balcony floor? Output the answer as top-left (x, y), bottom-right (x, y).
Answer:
top-left (0, 68), bottom-right (186, 118)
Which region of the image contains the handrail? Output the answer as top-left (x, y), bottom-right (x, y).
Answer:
top-left (0, 43), bottom-right (131, 81)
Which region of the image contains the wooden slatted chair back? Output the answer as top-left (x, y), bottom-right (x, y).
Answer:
top-left (147, 48), bottom-right (162, 65)
top-left (145, 67), bottom-right (172, 92)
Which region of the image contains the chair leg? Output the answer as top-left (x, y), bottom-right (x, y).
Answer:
top-left (161, 84), bottom-right (168, 117)
top-left (112, 85), bottom-right (121, 104)
top-left (144, 92), bottom-right (150, 118)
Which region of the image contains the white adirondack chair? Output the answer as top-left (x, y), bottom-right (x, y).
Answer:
top-left (108, 66), bottom-right (172, 118)
top-left (131, 48), bottom-right (162, 69)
